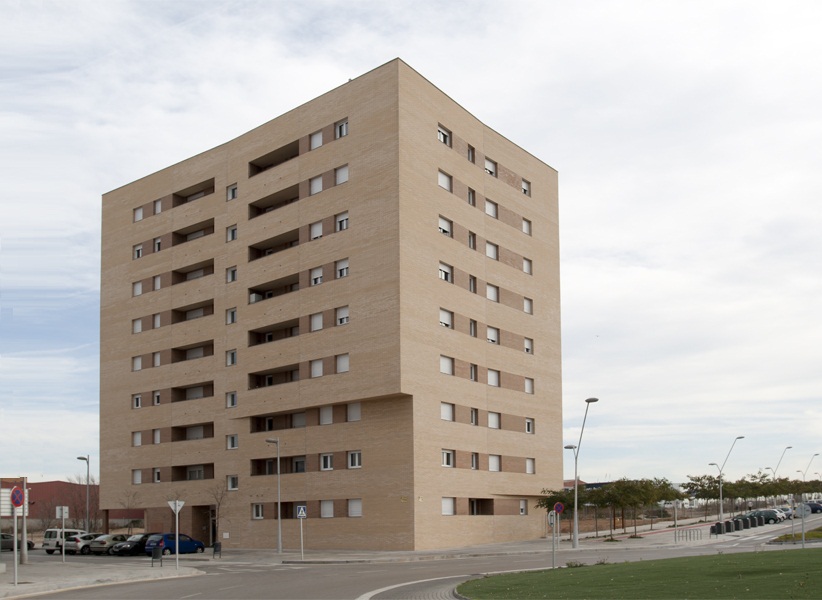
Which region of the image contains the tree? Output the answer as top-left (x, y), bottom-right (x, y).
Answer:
top-left (119, 490), bottom-right (141, 534)
top-left (208, 482), bottom-right (231, 547)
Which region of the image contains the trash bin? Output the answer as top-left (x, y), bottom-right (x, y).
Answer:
top-left (714, 521), bottom-right (724, 534)
top-left (151, 546), bottom-right (163, 566)
top-left (724, 520), bottom-right (734, 533)
top-left (213, 542), bottom-right (222, 558)
top-left (757, 515), bottom-right (765, 526)
top-left (742, 517), bottom-right (750, 529)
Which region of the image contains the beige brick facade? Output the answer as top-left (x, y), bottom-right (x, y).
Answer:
top-left (100, 59), bottom-right (562, 551)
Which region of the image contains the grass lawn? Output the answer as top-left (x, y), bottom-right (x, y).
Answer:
top-left (457, 549), bottom-right (822, 599)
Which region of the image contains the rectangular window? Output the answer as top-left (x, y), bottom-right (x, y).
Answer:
top-left (469, 364), bottom-right (477, 382)
top-left (487, 326), bottom-right (499, 344)
top-left (471, 452), bottom-right (479, 470)
top-left (187, 466), bottom-right (205, 481)
top-left (467, 145), bottom-right (475, 163)
top-left (522, 179), bottom-right (531, 196)
top-left (132, 394), bottom-right (142, 409)
top-left (442, 497), bottom-right (455, 516)
top-left (186, 269), bottom-right (204, 281)
top-left (226, 391), bottom-right (237, 408)
top-left (310, 312), bottom-right (323, 332)
top-left (335, 211), bottom-right (349, 231)
top-left (153, 199), bottom-right (162, 214)
top-left (292, 456), bottom-right (306, 473)
top-left (488, 411), bottom-right (501, 429)
top-left (486, 242), bottom-right (499, 260)
top-left (226, 267), bottom-right (237, 283)
top-left (226, 350), bottom-right (237, 366)
top-left (439, 355), bottom-right (454, 375)
top-left (132, 470), bottom-right (142, 485)
top-left (438, 170), bottom-right (452, 192)
top-left (133, 244), bottom-right (143, 259)
top-left (522, 218), bottom-right (532, 235)
top-left (485, 158), bottom-right (497, 176)
top-left (310, 359), bottom-right (323, 378)
top-left (469, 276), bottom-right (477, 293)
top-left (226, 184), bottom-right (238, 201)
top-left (523, 258), bottom-right (532, 274)
top-left (520, 500), bottom-right (528, 515)
top-left (153, 468), bottom-right (161, 483)
top-left (469, 319), bottom-right (477, 337)
top-left (485, 199), bottom-right (498, 218)
top-left (524, 338), bottom-right (533, 353)
top-left (336, 258), bottom-right (349, 279)
top-left (132, 281), bottom-right (142, 296)
top-left (438, 262), bottom-right (453, 283)
top-left (309, 176), bottom-right (322, 195)
top-left (442, 449), bottom-right (455, 467)
top-left (226, 225), bottom-right (238, 242)
top-left (440, 402), bottom-right (455, 421)
top-left (526, 458), bottom-right (535, 474)
top-left (468, 188), bottom-right (476, 206)
top-left (153, 352), bottom-right (161, 367)
top-left (336, 353), bottom-right (349, 373)
top-left (133, 207), bottom-right (143, 222)
top-left (489, 455), bottom-right (501, 472)
top-left (525, 378), bottom-right (534, 394)
top-left (132, 318), bottom-right (142, 334)
top-left (336, 119), bottom-right (348, 138)
top-left (309, 130), bottom-right (322, 150)
top-left (153, 237), bottom-right (161, 252)
top-left (335, 164), bottom-right (349, 184)
top-left (310, 266), bottom-right (323, 286)
top-left (153, 429), bottom-right (160, 444)
top-left (321, 453), bottom-right (333, 471)
top-left (309, 221), bottom-right (323, 240)
top-left (438, 216), bottom-right (452, 236)
top-left (348, 498), bottom-right (362, 517)
top-left (226, 308), bottom-right (237, 324)
top-left (132, 356), bottom-right (142, 371)
top-left (439, 308), bottom-right (454, 328)
top-left (470, 407), bottom-right (478, 425)
top-left (186, 307), bottom-right (204, 320)
top-left (468, 232), bottom-right (476, 249)
top-left (227, 434), bottom-right (238, 450)
top-left (227, 475), bottom-right (239, 490)
top-left (437, 125), bottom-right (451, 146)
top-left (348, 451), bottom-right (362, 469)
top-left (132, 431), bottom-right (142, 447)
top-left (486, 284), bottom-right (499, 302)
top-left (252, 504), bottom-right (264, 519)
top-left (347, 402), bottom-right (361, 422)
top-left (321, 499), bottom-right (334, 518)
top-left (153, 275), bottom-right (161, 291)
top-left (320, 405), bottom-right (332, 425)
top-left (153, 313), bottom-right (161, 329)
top-left (336, 305), bottom-right (349, 325)
top-left (488, 370), bottom-right (500, 387)
top-left (525, 418), bottom-right (534, 434)
top-left (524, 297), bottom-right (533, 314)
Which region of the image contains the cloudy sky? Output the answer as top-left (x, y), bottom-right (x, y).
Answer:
top-left (2, 0), bottom-right (820, 488)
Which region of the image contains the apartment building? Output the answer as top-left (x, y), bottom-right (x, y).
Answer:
top-left (99, 59), bottom-right (562, 551)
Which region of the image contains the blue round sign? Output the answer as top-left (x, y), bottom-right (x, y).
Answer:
top-left (554, 502), bottom-right (565, 514)
top-left (10, 487), bottom-right (24, 508)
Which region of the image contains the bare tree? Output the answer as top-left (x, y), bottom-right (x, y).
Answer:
top-left (208, 482), bottom-right (231, 547)
top-left (118, 490), bottom-right (141, 534)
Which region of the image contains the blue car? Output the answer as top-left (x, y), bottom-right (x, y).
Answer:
top-left (144, 533), bottom-right (205, 555)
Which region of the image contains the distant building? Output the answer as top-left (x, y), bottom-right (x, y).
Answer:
top-left (99, 59), bottom-right (562, 550)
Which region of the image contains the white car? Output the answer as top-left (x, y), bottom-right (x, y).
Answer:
top-left (42, 528), bottom-right (87, 554)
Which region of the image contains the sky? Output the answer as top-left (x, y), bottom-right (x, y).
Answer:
top-left (1, 0), bottom-right (820, 488)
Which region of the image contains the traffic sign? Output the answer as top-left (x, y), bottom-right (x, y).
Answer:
top-left (168, 500), bottom-right (185, 514)
top-left (554, 502), bottom-right (565, 514)
top-left (795, 504), bottom-right (811, 518)
top-left (10, 487), bottom-right (24, 508)
top-left (297, 505), bottom-right (307, 519)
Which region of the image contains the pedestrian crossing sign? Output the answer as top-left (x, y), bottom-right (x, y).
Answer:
top-left (297, 505), bottom-right (307, 519)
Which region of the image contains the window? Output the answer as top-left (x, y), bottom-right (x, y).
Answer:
top-left (320, 405), bottom-right (332, 425)
top-left (227, 434), bottom-right (238, 450)
top-left (488, 411), bottom-right (501, 429)
top-left (133, 245), bottom-right (143, 259)
top-left (520, 500), bottom-right (528, 515)
top-left (321, 500), bottom-right (334, 518)
top-left (226, 350), bottom-right (237, 366)
top-left (186, 307), bottom-right (204, 320)
top-left (310, 221), bottom-right (323, 240)
top-left (522, 218), bottom-right (532, 235)
top-left (186, 425), bottom-right (204, 440)
top-left (132, 431), bottom-right (142, 447)
top-left (132, 394), bottom-right (142, 409)
top-left (153, 275), bottom-right (161, 291)
top-left (153, 391), bottom-right (161, 405)
top-left (442, 449), bottom-right (455, 467)
top-left (310, 267), bottom-right (323, 286)
top-left (226, 391), bottom-right (237, 408)
top-left (438, 170), bottom-right (452, 192)
top-left (348, 451), bottom-right (362, 469)
top-left (185, 386), bottom-right (203, 400)
top-left (485, 158), bottom-right (497, 176)
top-left (310, 359), bottom-right (323, 378)
top-left (524, 297), bottom-right (533, 314)
top-left (132, 356), bottom-right (142, 371)
top-left (336, 258), bottom-right (349, 279)
top-left (187, 466), bottom-right (205, 481)
top-left (336, 353), bottom-right (350, 373)
top-left (439, 308), bottom-right (454, 328)
top-left (226, 308), bottom-right (237, 324)
top-left (469, 319), bottom-right (477, 337)
top-left (252, 504), bottom-right (264, 519)
top-left (153, 468), bottom-right (161, 483)
top-left (132, 470), bottom-right (142, 485)
top-left (133, 207), bottom-right (143, 222)
top-left (132, 318), bottom-right (142, 334)
top-left (347, 402), bottom-right (361, 421)
top-left (488, 370), bottom-right (500, 387)
top-left (439, 355), bottom-right (454, 375)
top-left (153, 199), bottom-right (162, 214)
top-left (226, 225), bottom-right (237, 242)
top-left (471, 452), bottom-right (479, 470)
top-left (292, 412), bottom-right (306, 428)
top-left (489, 455), bottom-right (501, 472)
top-left (525, 378), bottom-right (534, 394)
top-left (437, 125), bottom-right (451, 146)
top-left (153, 237), bottom-right (161, 252)
top-left (321, 453), bottom-right (333, 471)
top-left (438, 216), bottom-right (452, 236)
top-left (467, 145), bottom-right (475, 163)
top-left (292, 456), bottom-right (306, 473)
top-left (310, 312), bottom-right (323, 332)
top-left (132, 281), bottom-right (142, 296)
top-left (153, 352), bottom-right (161, 367)
top-left (336, 305), bottom-right (349, 325)
top-left (335, 211), bottom-right (349, 231)
top-left (469, 276), bottom-right (477, 293)
top-left (186, 269), bottom-right (204, 281)
top-left (470, 407), bottom-right (478, 425)
top-left (441, 402), bottom-right (455, 421)
top-left (153, 313), bottom-right (161, 328)
top-left (336, 119), bottom-right (348, 138)
top-left (486, 284), bottom-right (499, 302)
top-left (226, 267), bottom-right (237, 283)
top-left (226, 184), bottom-right (238, 201)
top-left (485, 199), bottom-right (498, 218)
top-left (153, 429), bottom-right (160, 444)
top-left (486, 242), bottom-right (498, 260)
top-left (526, 418), bottom-right (534, 434)
top-left (526, 458), bottom-right (535, 474)
top-left (469, 364), bottom-right (478, 382)
top-left (442, 497), bottom-right (455, 516)
top-left (227, 475), bottom-right (239, 490)
top-left (468, 188), bottom-right (476, 206)
top-left (487, 326), bottom-right (499, 344)
top-left (348, 498), bottom-right (362, 517)
top-left (524, 338), bottom-right (533, 354)
top-left (309, 176), bottom-right (322, 195)
top-left (335, 165), bottom-right (349, 184)
top-left (310, 130), bottom-right (322, 149)
top-left (438, 262), bottom-right (453, 283)
top-left (523, 258), bottom-right (532, 274)
top-left (522, 179), bottom-right (531, 196)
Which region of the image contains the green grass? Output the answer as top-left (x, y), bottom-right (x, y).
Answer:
top-left (457, 549), bottom-right (822, 599)
top-left (773, 525), bottom-right (822, 542)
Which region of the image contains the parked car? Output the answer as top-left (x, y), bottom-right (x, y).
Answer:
top-left (89, 534), bottom-right (128, 555)
top-left (777, 507), bottom-right (794, 519)
top-left (65, 532), bottom-right (104, 555)
top-left (772, 508), bottom-right (788, 521)
top-left (111, 533), bottom-right (158, 556)
top-left (42, 529), bottom-right (86, 554)
top-left (1, 533), bottom-right (35, 551)
top-left (144, 533), bottom-right (205, 556)
top-left (746, 509), bottom-right (783, 524)
top-left (805, 502), bottom-right (822, 514)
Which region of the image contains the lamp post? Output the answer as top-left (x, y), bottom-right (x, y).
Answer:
top-left (709, 435), bottom-right (744, 522)
top-left (773, 446), bottom-right (792, 479)
top-left (265, 438), bottom-right (282, 553)
top-left (76, 456), bottom-right (90, 531)
top-left (563, 397), bottom-right (598, 549)
top-left (801, 453), bottom-right (819, 480)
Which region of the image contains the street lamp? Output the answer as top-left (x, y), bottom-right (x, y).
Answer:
top-left (76, 456), bottom-right (90, 531)
top-left (802, 453), bottom-right (819, 480)
top-left (773, 446), bottom-right (792, 479)
top-left (564, 397), bottom-right (598, 549)
top-left (709, 435), bottom-right (744, 522)
top-left (265, 438), bottom-right (282, 554)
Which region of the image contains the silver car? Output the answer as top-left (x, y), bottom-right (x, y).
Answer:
top-left (89, 534), bottom-right (127, 555)
top-left (65, 532), bottom-right (104, 555)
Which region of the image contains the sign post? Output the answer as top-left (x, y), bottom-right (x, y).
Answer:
top-left (297, 505), bottom-right (307, 560)
top-left (10, 487), bottom-right (24, 586)
top-left (548, 510), bottom-right (557, 569)
top-left (56, 506), bottom-right (69, 563)
top-left (168, 500), bottom-right (185, 570)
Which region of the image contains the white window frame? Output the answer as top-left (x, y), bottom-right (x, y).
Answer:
top-left (438, 170), bottom-right (452, 192)
top-left (438, 216), bottom-right (452, 236)
top-left (132, 394), bottom-right (141, 409)
top-left (310, 359), bottom-right (323, 378)
top-left (525, 418), bottom-right (534, 434)
top-left (153, 275), bottom-right (161, 291)
top-left (486, 242), bottom-right (499, 260)
top-left (132, 470), bottom-right (142, 485)
top-left (227, 475), bottom-right (239, 490)
top-left (319, 405), bottom-right (333, 425)
top-left (336, 353), bottom-right (349, 373)
top-left (348, 451), bottom-right (362, 469)
top-left (226, 349), bottom-right (237, 366)
top-left (226, 267), bottom-right (237, 283)
top-left (153, 391), bottom-right (161, 405)
top-left (152, 352), bottom-right (161, 367)
top-left (347, 402), bottom-right (361, 422)
top-left (487, 326), bottom-right (499, 344)
top-left (524, 338), bottom-right (533, 354)
top-left (310, 130), bottom-right (322, 150)
top-left (310, 221), bottom-right (323, 240)
top-left (132, 281), bottom-right (142, 296)
top-left (252, 504), bottom-right (264, 519)
top-left (486, 284), bottom-right (499, 302)
top-left (133, 245), bottom-right (142, 259)
top-left (336, 258), bottom-right (349, 279)
top-left (310, 266), bottom-right (323, 286)
top-left (153, 199), bottom-right (162, 214)
top-left (440, 402), bottom-right (455, 421)
top-left (522, 218), bottom-right (532, 235)
top-left (485, 199), bottom-right (498, 218)
top-left (522, 179), bottom-right (531, 196)
top-left (226, 391), bottom-right (237, 408)
top-left (153, 237), bottom-right (161, 252)
top-left (441, 497), bottom-right (455, 516)
top-left (132, 356), bottom-right (142, 371)
top-left (524, 297), bottom-right (533, 314)
top-left (132, 431), bottom-right (142, 447)
top-left (310, 312), bottom-right (323, 332)
top-left (488, 370), bottom-right (500, 387)
top-left (132, 318), bottom-right (142, 334)
top-left (485, 158), bottom-right (497, 176)
top-left (489, 455), bottom-right (501, 472)
top-left (335, 211), bottom-right (349, 231)
top-left (321, 499), bottom-right (334, 518)
top-left (320, 453), bottom-right (334, 471)
top-left (488, 411), bottom-right (501, 429)
top-left (336, 305), bottom-right (349, 325)
top-left (153, 429), bottom-right (160, 444)
top-left (309, 175), bottom-right (323, 195)
top-left (133, 207), bottom-right (143, 222)
top-left (226, 308), bottom-right (237, 324)
top-left (523, 258), bottom-right (532, 274)
top-left (525, 378), bottom-right (534, 394)
top-left (437, 125), bottom-right (451, 146)
top-left (439, 308), bottom-right (454, 328)
top-left (336, 119), bottom-right (348, 139)
top-left (227, 225), bottom-right (238, 242)
top-left (439, 355), bottom-right (454, 375)
top-left (227, 434), bottom-right (238, 450)
top-left (442, 449), bottom-right (455, 467)
top-left (471, 452), bottom-right (479, 470)
top-left (226, 184), bottom-right (238, 201)
top-left (438, 262), bottom-right (453, 283)
top-left (153, 468), bottom-right (161, 483)
top-left (153, 313), bottom-right (161, 328)
top-left (348, 498), bottom-right (362, 517)
top-left (335, 164), bottom-right (349, 185)
top-left (526, 458), bottom-right (535, 474)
